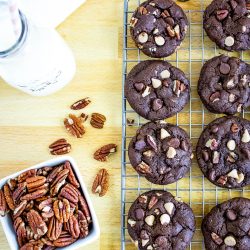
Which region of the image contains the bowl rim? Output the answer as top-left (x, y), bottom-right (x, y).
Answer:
top-left (0, 156), bottom-right (100, 250)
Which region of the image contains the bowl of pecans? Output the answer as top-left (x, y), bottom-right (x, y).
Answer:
top-left (0, 156), bottom-right (100, 250)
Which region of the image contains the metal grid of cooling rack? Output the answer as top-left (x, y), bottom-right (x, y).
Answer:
top-left (121, 0), bottom-right (250, 249)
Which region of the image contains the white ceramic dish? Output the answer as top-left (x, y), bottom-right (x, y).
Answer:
top-left (0, 156), bottom-right (100, 250)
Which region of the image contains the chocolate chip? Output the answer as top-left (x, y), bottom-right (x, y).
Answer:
top-left (140, 230), bottom-right (149, 240)
top-left (134, 82), bottom-right (145, 92)
top-left (152, 98), bottom-right (163, 111)
top-left (211, 125), bottom-right (219, 133)
top-left (135, 140), bottom-right (146, 150)
top-left (162, 79), bottom-right (170, 87)
top-left (135, 208), bottom-right (145, 220)
top-left (242, 148), bottom-right (250, 160)
top-left (167, 138), bottom-right (180, 148)
top-left (210, 92), bottom-right (220, 102)
top-left (219, 62), bottom-right (231, 75)
top-left (202, 150), bottom-right (209, 161)
top-left (155, 236), bottom-right (168, 247)
top-left (146, 135), bottom-right (158, 152)
top-left (216, 9), bottom-right (229, 20)
top-left (181, 140), bottom-right (188, 151)
top-left (226, 209), bottom-right (237, 221)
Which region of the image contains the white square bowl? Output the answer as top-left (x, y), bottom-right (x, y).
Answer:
top-left (0, 156), bottom-right (100, 250)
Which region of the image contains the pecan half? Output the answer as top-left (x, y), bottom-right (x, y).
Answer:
top-left (18, 169), bottom-right (37, 183)
top-left (90, 112), bottom-right (106, 129)
top-left (49, 139), bottom-right (71, 155)
top-left (26, 226), bottom-right (39, 241)
top-left (92, 168), bottom-right (109, 197)
top-left (13, 182), bottom-right (27, 204)
top-left (27, 176), bottom-right (46, 193)
top-left (78, 210), bottom-right (89, 238)
top-left (20, 240), bottom-right (43, 250)
top-left (64, 161), bottom-right (80, 188)
top-left (47, 166), bottom-right (63, 183)
top-left (14, 217), bottom-right (27, 247)
top-left (21, 188), bottom-right (48, 201)
top-left (59, 184), bottom-right (79, 205)
top-left (50, 169), bottom-right (69, 196)
top-left (38, 198), bottom-right (54, 219)
top-left (3, 183), bottom-right (15, 210)
top-left (53, 199), bottom-right (71, 223)
top-left (13, 200), bottom-right (27, 219)
top-left (78, 194), bottom-right (91, 223)
top-left (0, 189), bottom-right (7, 216)
top-left (7, 178), bottom-right (17, 190)
top-left (70, 97), bottom-right (91, 110)
top-left (37, 166), bottom-right (53, 176)
top-left (64, 114), bottom-right (85, 138)
top-left (27, 209), bottom-right (48, 237)
top-left (47, 216), bottom-right (62, 241)
top-left (66, 214), bottom-right (80, 239)
top-left (53, 231), bottom-right (77, 247)
top-left (93, 143), bottom-right (117, 162)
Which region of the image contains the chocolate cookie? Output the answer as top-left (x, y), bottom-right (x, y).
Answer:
top-left (198, 55), bottom-right (250, 115)
top-left (202, 197), bottom-right (250, 250)
top-left (204, 0), bottom-right (250, 51)
top-left (129, 0), bottom-right (188, 58)
top-left (128, 121), bottom-right (192, 185)
top-left (196, 116), bottom-right (250, 189)
top-left (125, 60), bottom-right (190, 121)
top-left (127, 190), bottom-right (195, 250)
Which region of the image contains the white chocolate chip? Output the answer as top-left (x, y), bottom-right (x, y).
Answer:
top-left (142, 86), bottom-right (151, 97)
top-left (205, 139), bottom-right (212, 148)
top-left (227, 140), bottom-right (236, 151)
top-left (174, 24), bottom-right (180, 39)
top-left (226, 79), bottom-right (235, 89)
top-left (145, 215), bottom-right (155, 226)
top-left (142, 239), bottom-right (149, 247)
top-left (161, 128), bottom-right (171, 139)
top-left (143, 150), bottom-right (154, 157)
top-left (149, 2), bottom-right (155, 6)
top-left (160, 69), bottom-right (171, 79)
top-left (242, 129), bottom-right (250, 143)
top-left (154, 208), bottom-right (160, 215)
top-left (237, 104), bottom-right (242, 113)
top-left (128, 219), bottom-right (136, 227)
top-left (160, 214), bottom-right (170, 225)
top-left (227, 169), bottom-right (239, 179)
top-left (138, 32), bottom-right (148, 44)
top-left (241, 75), bottom-right (247, 86)
top-left (152, 78), bottom-right (162, 88)
top-left (154, 35), bottom-right (165, 46)
top-left (213, 151), bottom-right (220, 164)
top-left (237, 173), bottom-right (244, 183)
top-left (147, 246), bottom-right (153, 250)
top-left (156, 192), bottom-right (163, 196)
top-left (153, 28), bottom-right (159, 34)
top-left (225, 36), bottom-right (235, 47)
top-left (229, 93), bottom-right (236, 103)
top-left (167, 147), bottom-right (176, 158)
top-left (242, 26), bottom-right (247, 32)
top-left (224, 236), bottom-right (236, 246)
top-left (164, 202), bottom-right (175, 215)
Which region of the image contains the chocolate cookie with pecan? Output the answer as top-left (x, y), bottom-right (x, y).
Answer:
top-left (129, 0), bottom-right (188, 58)
top-left (198, 55), bottom-right (250, 115)
top-left (196, 116), bottom-right (250, 189)
top-left (202, 197), bottom-right (250, 249)
top-left (128, 121), bottom-right (192, 185)
top-left (125, 60), bottom-right (190, 121)
top-left (204, 0), bottom-right (250, 51)
top-left (127, 190), bottom-right (195, 250)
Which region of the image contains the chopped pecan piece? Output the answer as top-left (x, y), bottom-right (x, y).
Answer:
top-left (27, 209), bottom-right (48, 237)
top-left (53, 199), bottom-right (71, 223)
top-left (47, 216), bottom-right (62, 241)
top-left (92, 168), bottom-right (109, 197)
top-left (78, 210), bottom-right (89, 238)
top-left (67, 214), bottom-right (80, 239)
top-left (64, 114), bottom-right (85, 138)
top-left (53, 231), bottom-right (77, 247)
top-left (3, 183), bottom-right (15, 210)
top-left (70, 97), bottom-right (91, 110)
top-left (50, 169), bottom-right (69, 196)
top-left (59, 184), bottom-right (79, 204)
top-left (93, 143), bottom-right (117, 162)
top-left (90, 112), bottom-right (106, 129)
top-left (49, 139), bottom-right (71, 155)
top-left (18, 169), bottom-right (37, 183)
top-left (0, 189), bottom-right (7, 216)
top-left (64, 161), bottom-right (80, 188)
top-left (27, 176), bottom-right (46, 193)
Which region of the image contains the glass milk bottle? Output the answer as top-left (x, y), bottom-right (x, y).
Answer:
top-left (0, 1), bottom-right (76, 96)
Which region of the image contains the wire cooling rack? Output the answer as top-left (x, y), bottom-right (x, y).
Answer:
top-left (121, 0), bottom-right (250, 249)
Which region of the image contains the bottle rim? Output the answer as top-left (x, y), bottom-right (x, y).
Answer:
top-left (0, 11), bottom-right (28, 58)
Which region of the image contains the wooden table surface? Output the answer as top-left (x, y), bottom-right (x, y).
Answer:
top-left (0, 0), bottom-right (239, 250)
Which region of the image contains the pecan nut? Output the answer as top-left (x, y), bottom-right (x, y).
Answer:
top-left (13, 200), bottom-right (27, 219)
top-left (64, 114), bottom-right (85, 138)
top-left (27, 209), bottom-right (48, 237)
top-left (78, 194), bottom-right (91, 223)
top-left (59, 184), bottom-right (79, 205)
top-left (20, 240), bottom-right (43, 250)
top-left (0, 189), bottom-right (7, 216)
top-left (93, 143), bottom-right (117, 162)
top-left (79, 113), bottom-right (88, 123)
top-left (70, 97), bottom-right (91, 110)
top-left (38, 198), bottom-right (54, 219)
top-left (63, 161), bottom-right (80, 188)
top-left (27, 176), bottom-right (46, 193)
top-left (37, 166), bottom-right (53, 176)
top-left (50, 169), bottom-right (69, 196)
top-left (47, 166), bottom-right (63, 183)
top-left (53, 199), bottom-right (71, 223)
top-left (90, 112), bottom-right (106, 129)
top-left (92, 168), bottom-right (109, 197)
top-left (66, 214), bottom-right (80, 239)
top-left (3, 183), bottom-right (15, 210)
top-left (7, 178), bottom-right (17, 190)
top-left (49, 139), bottom-right (71, 155)
top-left (47, 216), bottom-right (62, 241)
top-left (53, 231), bottom-right (77, 247)
top-left (13, 182), bottom-right (27, 204)
top-left (14, 217), bottom-right (27, 247)
top-left (18, 169), bottom-right (37, 183)
top-left (21, 188), bottom-right (48, 201)
top-left (78, 210), bottom-right (89, 238)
